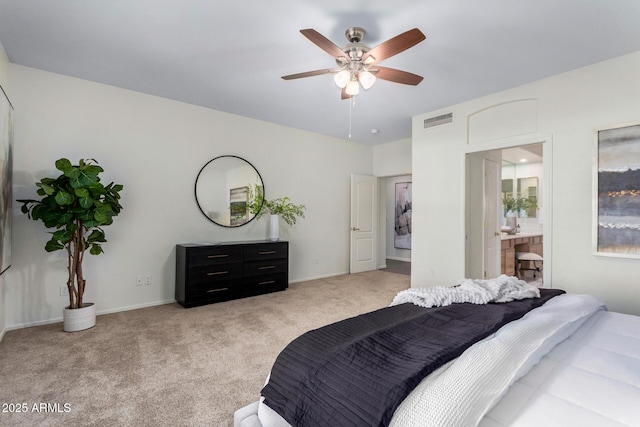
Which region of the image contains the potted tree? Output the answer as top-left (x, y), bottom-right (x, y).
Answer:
top-left (247, 184), bottom-right (305, 241)
top-left (18, 158), bottom-right (123, 332)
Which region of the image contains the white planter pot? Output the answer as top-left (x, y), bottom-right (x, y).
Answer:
top-left (63, 303), bottom-right (96, 332)
top-left (269, 214), bottom-right (279, 241)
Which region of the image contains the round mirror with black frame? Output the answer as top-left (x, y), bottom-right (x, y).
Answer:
top-left (194, 155), bottom-right (264, 227)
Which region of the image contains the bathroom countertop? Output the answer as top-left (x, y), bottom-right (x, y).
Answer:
top-left (501, 232), bottom-right (543, 240)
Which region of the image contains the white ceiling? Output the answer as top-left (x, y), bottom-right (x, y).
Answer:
top-left (502, 144), bottom-right (543, 165)
top-left (1, 0), bottom-right (640, 145)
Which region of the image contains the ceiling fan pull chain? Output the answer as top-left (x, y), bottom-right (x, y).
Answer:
top-left (348, 95), bottom-right (356, 138)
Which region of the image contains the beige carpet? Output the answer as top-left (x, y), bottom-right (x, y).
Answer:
top-left (0, 270), bottom-right (409, 427)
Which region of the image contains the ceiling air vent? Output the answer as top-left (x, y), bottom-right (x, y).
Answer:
top-left (424, 112), bottom-right (453, 129)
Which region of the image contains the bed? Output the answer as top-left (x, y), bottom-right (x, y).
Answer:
top-left (234, 278), bottom-right (640, 427)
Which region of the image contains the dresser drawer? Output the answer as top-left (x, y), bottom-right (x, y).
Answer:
top-left (188, 278), bottom-right (241, 297)
top-left (188, 262), bottom-right (243, 284)
top-left (243, 243), bottom-right (287, 261)
top-left (243, 272), bottom-right (288, 294)
top-left (243, 258), bottom-right (287, 277)
top-left (187, 246), bottom-right (243, 266)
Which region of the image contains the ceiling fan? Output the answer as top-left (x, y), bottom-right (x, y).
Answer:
top-left (282, 27), bottom-right (426, 99)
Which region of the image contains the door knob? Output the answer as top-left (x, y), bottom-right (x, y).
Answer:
top-left (494, 232), bottom-right (501, 237)
top-left (352, 227), bottom-right (360, 231)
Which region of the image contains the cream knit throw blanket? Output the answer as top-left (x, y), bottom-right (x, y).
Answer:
top-left (390, 275), bottom-right (540, 308)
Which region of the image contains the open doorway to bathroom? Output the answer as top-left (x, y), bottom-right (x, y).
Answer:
top-left (465, 141), bottom-right (548, 286)
top-left (501, 144), bottom-right (544, 286)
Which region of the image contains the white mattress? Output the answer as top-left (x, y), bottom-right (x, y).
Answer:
top-left (480, 310), bottom-right (640, 427)
top-left (235, 295), bottom-right (640, 427)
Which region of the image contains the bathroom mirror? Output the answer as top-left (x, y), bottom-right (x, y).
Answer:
top-left (194, 155), bottom-right (264, 227)
top-left (501, 160), bottom-right (515, 199)
top-left (517, 177), bottom-right (538, 218)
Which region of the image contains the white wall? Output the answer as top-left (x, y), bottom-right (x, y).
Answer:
top-left (412, 50), bottom-right (640, 315)
top-left (6, 64), bottom-right (373, 329)
top-left (0, 42), bottom-right (9, 339)
top-left (373, 138), bottom-right (411, 177)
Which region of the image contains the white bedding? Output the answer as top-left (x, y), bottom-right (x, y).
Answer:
top-left (480, 309), bottom-right (640, 427)
top-left (235, 294), bottom-right (640, 427)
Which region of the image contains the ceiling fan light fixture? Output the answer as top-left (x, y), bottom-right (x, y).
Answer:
top-left (358, 70), bottom-right (376, 90)
top-left (334, 70), bottom-right (351, 88)
top-left (345, 79), bottom-right (360, 96)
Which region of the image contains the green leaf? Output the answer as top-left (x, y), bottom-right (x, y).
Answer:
top-left (89, 244), bottom-right (103, 255)
top-left (69, 170), bottom-right (98, 189)
top-left (87, 229), bottom-right (106, 243)
top-left (75, 188), bottom-right (89, 198)
top-left (38, 183), bottom-right (56, 196)
top-left (54, 190), bottom-right (74, 205)
top-left (52, 229), bottom-right (73, 243)
top-left (55, 158), bottom-right (72, 172)
top-left (94, 210), bottom-right (107, 223)
top-left (79, 196), bottom-right (93, 209)
top-left (85, 165), bottom-right (104, 176)
top-left (45, 239), bottom-right (65, 252)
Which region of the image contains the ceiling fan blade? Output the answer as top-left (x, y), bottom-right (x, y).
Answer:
top-left (370, 66), bottom-right (424, 85)
top-left (281, 68), bottom-right (337, 80)
top-left (362, 28), bottom-right (426, 64)
top-left (300, 29), bottom-right (348, 60)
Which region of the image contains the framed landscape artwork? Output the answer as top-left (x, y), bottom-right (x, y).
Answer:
top-left (594, 122), bottom-right (640, 258)
top-left (394, 182), bottom-right (412, 250)
top-left (229, 186), bottom-right (249, 226)
top-left (0, 85), bottom-right (13, 275)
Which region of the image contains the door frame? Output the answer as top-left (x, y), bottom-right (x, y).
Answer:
top-left (463, 134), bottom-right (553, 285)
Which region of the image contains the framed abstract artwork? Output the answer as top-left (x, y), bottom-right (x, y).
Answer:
top-left (593, 121), bottom-right (640, 258)
top-left (394, 182), bottom-right (412, 250)
top-left (0, 84), bottom-right (13, 275)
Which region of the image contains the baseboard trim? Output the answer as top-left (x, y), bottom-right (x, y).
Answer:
top-left (0, 327), bottom-right (5, 343)
top-left (96, 299), bottom-right (177, 316)
top-left (5, 299), bottom-right (177, 332)
top-left (289, 270), bottom-right (350, 284)
top-left (387, 256), bottom-right (411, 262)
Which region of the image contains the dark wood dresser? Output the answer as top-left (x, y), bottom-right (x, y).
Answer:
top-left (175, 240), bottom-right (288, 308)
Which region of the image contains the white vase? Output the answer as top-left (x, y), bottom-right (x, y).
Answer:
top-left (269, 214), bottom-right (279, 241)
top-left (63, 302), bottom-right (96, 332)
top-left (505, 211), bottom-right (517, 234)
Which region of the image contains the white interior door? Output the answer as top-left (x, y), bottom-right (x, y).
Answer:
top-left (484, 158), bottom-right (501, 278)
top-left (350, 174), bottom-right (377, 273)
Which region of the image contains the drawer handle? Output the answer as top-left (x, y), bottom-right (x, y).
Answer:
top-left (207, 254), bottom-right (229, 259)
top-left (258, 251), bottom-right (276, 255)
top-left (207, 271), bottom-right (229, 276)
top-left (207, 288), bottom-right (229, 293)
top-left (258, 265), bottom-right (276, 270)
top-left (258, 280), bottom-right (276, 285)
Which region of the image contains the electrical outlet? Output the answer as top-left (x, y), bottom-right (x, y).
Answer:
top-left (144, 275), bottom-right (152, 286)
top-left (136, 276), bottom-right (143, 286)
top-left (60, 285), bottom-right (69, 296)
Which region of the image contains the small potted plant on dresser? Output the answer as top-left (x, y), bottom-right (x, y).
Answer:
top-left (247, 184), bottom-right (305, 241)
top-left (18, 158), bottom-right (123, 332)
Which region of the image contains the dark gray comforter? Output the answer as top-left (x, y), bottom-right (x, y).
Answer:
top-left (261, 288), bottom-right (564, 427)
